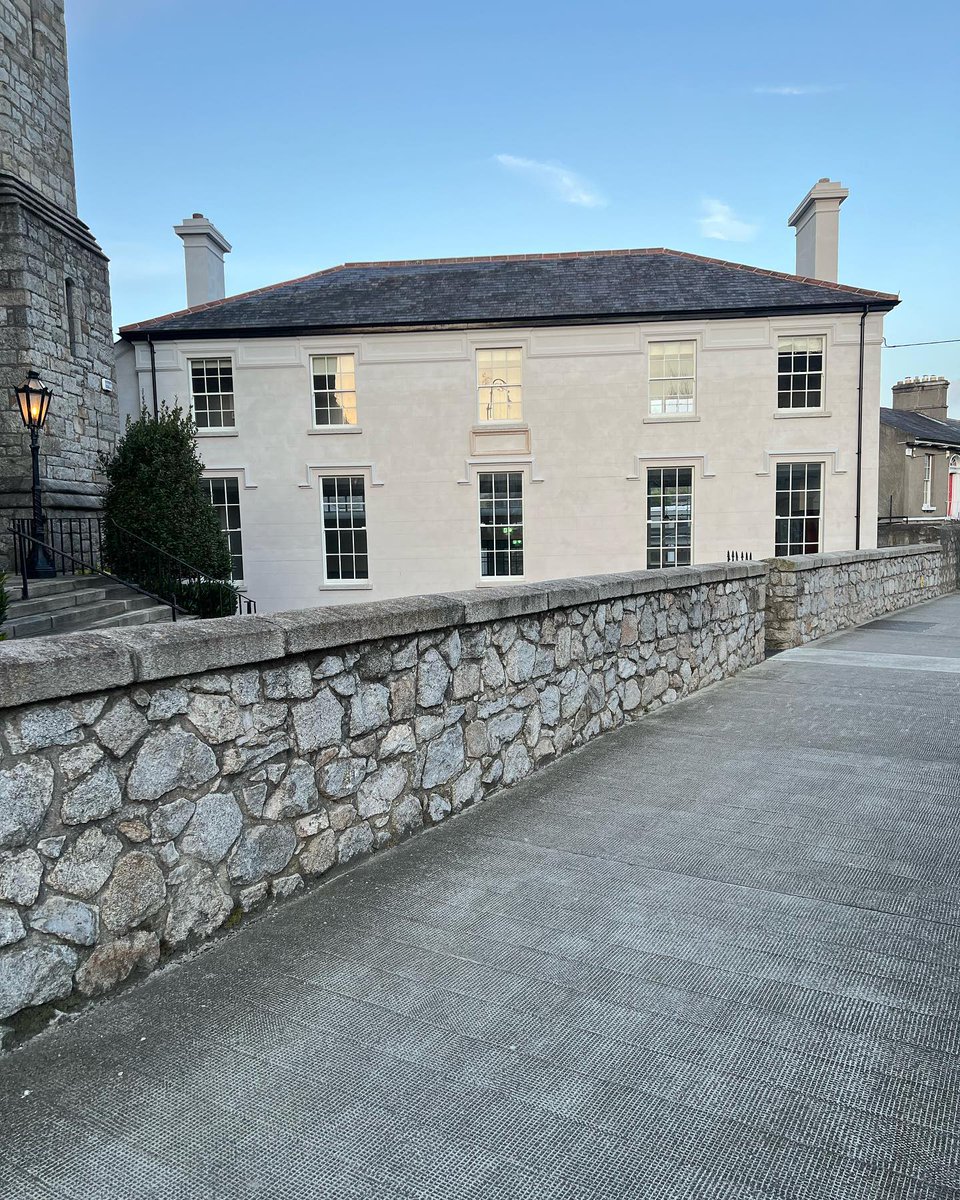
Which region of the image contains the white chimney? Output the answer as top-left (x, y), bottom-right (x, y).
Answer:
top-left (787, 179), bottom-right (848, 282)
top-left (174, 213), bottom-right (232, 308)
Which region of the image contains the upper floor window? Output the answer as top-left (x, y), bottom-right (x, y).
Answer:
top-left (312, 354), bottom-right (357, 426)
top-left (775, 462), bottom-right (822, 555)
top-left (190, 358), bottom-right (235, 429)
top-left (649, 342), bottom-right (696, 415)
top-left (203, 476), bottom-right (244, 581)
top-left (321, 476), bottom-right (368, 581)
top-left (778, 336), bottom-right (824, 409)
top-left (477, 348), bottom-right (522, 422)
top-left (479, 471), bottom-right (524, 577)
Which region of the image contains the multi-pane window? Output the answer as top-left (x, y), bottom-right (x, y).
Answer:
top-left (477, 348), bottom-right (522, 422)
top-left (204, 477), bottom-right (243, 581)
top-left (646, 467), bottom-right (693, 569)
top-left (190, 358), bottom-right (235, 429)
top-left (648, 342), bottom-right (696, 415)
top-left (321, 476), bottom-right (368, 581)
top-left (775, 462), bottom-right (822, 555)
top-left (923, 454), bottom-right (934, 509)
top-left (777, 336), bottom-right (824, 409)
top-left (479, 472), bottom-right (524, 577)
top-left (312, 354), bottom-right (357, 426)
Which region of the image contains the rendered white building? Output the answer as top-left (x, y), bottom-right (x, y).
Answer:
top-left (115, 181), bottom-right (898, 614)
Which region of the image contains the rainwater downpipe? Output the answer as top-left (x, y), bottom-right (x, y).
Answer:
top-left (147, 334), bottom-right (159, 420)
top-left (855, 305), bottom-right (869, 550)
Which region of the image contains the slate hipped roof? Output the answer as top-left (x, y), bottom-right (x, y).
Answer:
top-left (119, 247), bottom-right (899, 339)
top-left (880, 407), bottom-right (960, 448)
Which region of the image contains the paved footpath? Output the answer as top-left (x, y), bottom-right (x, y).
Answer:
top-left (3, 595), bottom-right (960, 1199)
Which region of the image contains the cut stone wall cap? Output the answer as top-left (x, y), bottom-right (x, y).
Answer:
top-left (545, 577), bottom-right (602, 609)
top-left (458, 584), bottom-right (553, 624)
top-left (272, 595), bottom-right (466, 655)
top-left (104, 617), bottom-right (287, 682)
top-left (767, 544), bottom-right (938, 572)
top-left (0, 632), bottom-right (136, 709)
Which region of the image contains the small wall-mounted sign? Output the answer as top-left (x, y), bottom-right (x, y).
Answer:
top-left (101, 378), bottom-right (115, 393)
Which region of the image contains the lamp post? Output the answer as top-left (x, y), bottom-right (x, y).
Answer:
top-left (15, 369), bottom-right (56, 578)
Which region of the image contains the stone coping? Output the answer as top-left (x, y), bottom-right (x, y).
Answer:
top-left (767, 544), bottom-right (937, 573)
top-left (0, 562), bottom-right (764, 710)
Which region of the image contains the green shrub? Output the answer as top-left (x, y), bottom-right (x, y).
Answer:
top-left (174, 579), bottom-right (240, 619)
top-left (99, 405), bottom-right (231, 608)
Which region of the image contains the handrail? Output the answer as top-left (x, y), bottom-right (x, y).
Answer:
top-left (12, 526), bottom-right (183, 620)
top-left (11, 515), bottom-right (257, 618)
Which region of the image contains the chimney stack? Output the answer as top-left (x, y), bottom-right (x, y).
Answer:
top-left (892, 376), bottom-right (950, 423)
top-left (788, 179), bottom-right (848, 282)
top-left (174, 213), bottom-right (232, 308)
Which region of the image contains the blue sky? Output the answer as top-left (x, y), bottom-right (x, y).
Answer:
top-left (66, 0), bottom-right (959, 404)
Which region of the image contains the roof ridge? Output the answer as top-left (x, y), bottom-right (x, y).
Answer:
top-left (118, 247), bottom-right (898, 334)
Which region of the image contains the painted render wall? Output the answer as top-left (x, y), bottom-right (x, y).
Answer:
top-left (117, 309), bottom-right (885, 614)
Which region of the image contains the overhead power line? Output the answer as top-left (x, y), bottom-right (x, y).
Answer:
top-left (883, 337), bottom-right (960, 348)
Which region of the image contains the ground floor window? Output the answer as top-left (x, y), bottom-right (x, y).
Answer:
top-left (203, 476), bottom-right (243, 581)
top-left (775, 462), bottom-right (822, 555)
top-left (646, 466), bottom-right (693, 568)
top-left (479, 471), bottom-right (524, 577)
top-left (321, 476), bottom-right (368, 581)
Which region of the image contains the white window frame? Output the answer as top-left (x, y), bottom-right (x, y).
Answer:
top-left (203, 475), bottom-right (244, 584)
top-left (319, 474), bottom-right (369, 585)
top-left (777, 335), bottom-right (826, 411)
top-left (311, 353), bottom-right (358, 428)
top-left (774, 461), bottom-right (824, 555)
top-left (923, 453), bottom-right (935, 511)
top-left (478, 470), bottom-right (524, 579)
top-left (648, 341), bottom-right (697, 416)
top-left (189, 357), bottom-right (235, 430)
top-left (476, 347), bottom-right (522, 423)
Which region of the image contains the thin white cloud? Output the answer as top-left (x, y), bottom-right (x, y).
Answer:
top-left (494, 154), bottom-right (606, 208)
top-left (698, 198), bottom-right (757, 243)
top-left (753, 84), bottom-right (839, 96)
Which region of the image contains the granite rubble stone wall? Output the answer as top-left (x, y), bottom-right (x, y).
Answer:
top-left (764, 544), bottom-right (950, 651)
top-left (0, 564), bottom-right (766, 1042)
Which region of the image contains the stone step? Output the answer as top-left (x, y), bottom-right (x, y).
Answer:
top-left (4, 594), bottom-right (164, 639)
top-left (84, 605), bottom-right (174, 631)
top-left (4, 573), bottom-right (107, 599)
top-left (5, 586), bottom-right (109, 620)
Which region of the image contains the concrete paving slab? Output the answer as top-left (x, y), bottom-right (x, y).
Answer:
top-left (2, 593), bottom-right (960, 1197)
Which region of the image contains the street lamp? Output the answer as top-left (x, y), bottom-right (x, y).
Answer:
top-left (15, 370), bottom-right (55, 578)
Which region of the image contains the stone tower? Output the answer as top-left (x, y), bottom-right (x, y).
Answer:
top-left (0, 0), bottom-right (118, 562)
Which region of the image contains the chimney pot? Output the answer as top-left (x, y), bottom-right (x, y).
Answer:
top-left (174, 214), bottom-right (232, 308)
top-left (788, 178), bottom-right (849, 282)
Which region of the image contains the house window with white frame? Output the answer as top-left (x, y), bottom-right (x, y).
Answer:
top-left (312, 354), bottom-right (357, 426)
top-left (190, 358), bottom-right (235, 429)
top-left (321, 476), bottom-right (368, 581)
top-left (203, 476), bottom-right (244, 581)
top-left (775, 462), bottom-right (822, 555)
top-left (777, 336), bottom-right (824, 409)
top-left (923, 454), bottom-right (935, 510)
top-left (479, 471), bottom-right (524, 577)
top-left (477, 348), bottom-right (522, 422)
top-left (648, 342), bottom-right (696, 415)
top-left (646, 467), bottom-right (693, 569)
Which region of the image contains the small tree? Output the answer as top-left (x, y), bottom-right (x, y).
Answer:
top-left (100, 406), bottom-right (234, 612)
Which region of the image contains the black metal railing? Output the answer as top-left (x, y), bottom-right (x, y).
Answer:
top-left (726, 550), bottom-right (754, 562)
top-left (12, 516), bottom-right (256, 619)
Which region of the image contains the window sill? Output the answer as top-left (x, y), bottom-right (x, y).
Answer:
top-left (476, 577), bottom-right (526, 588)
top-left (474, 420), bottom-right (527, 430)
top-left (774, 409), bottom-right (832, 419)
top-left (921, 506), bottom-right (937, 513)
top-left (195, 428), bottom-right (239, 438)
top-left (308, 426), bottom-right (363, 435)
top-left (643, 414), bottom-right (700, 424)
top-left (319, 581), bottom-right (373, 591)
